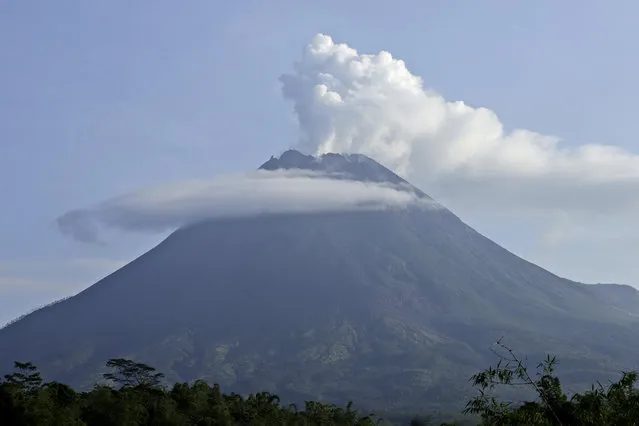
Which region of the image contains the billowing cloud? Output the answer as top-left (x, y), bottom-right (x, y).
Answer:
top-left (280, 34), bottom-right (639, 215)
top-left (57, 170), bottom-right (434, 243)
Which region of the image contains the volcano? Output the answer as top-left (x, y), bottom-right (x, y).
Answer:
top-left (1, 150), bottom-right (639, 411)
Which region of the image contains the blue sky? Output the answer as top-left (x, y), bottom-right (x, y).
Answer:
top-left (2, 1), bottom-right (639, 326)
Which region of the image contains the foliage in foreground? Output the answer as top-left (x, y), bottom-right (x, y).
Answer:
top-left (3, 340), bottom-right (639, 425)
top-left (0, 358), bottom-right (376, 426)
top-left (464, 338), bottom-right (639, 425)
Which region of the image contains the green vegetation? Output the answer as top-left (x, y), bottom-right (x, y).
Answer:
top-left (3, 340), bottom-right (639, 425)
top-left (0, 358), bottom-right (376, 425)
top-left (462, 339), bottom-right (639, 425)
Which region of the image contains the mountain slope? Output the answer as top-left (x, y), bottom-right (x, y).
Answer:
top-left (1, 151), bottom-right (638, 411)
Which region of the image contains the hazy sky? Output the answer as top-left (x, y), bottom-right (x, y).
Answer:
top-left (2, 1), bottom-right (639, 326)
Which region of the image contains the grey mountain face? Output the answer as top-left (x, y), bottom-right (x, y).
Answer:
top-left (1, 150), bottom-right (638, 411)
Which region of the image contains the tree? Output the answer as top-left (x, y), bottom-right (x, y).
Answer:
top-left (0, 358), bottom-right (385, 425)
top-left (2, 361), bottom-right (43, 394)
top-left (103, 358), bottom-right (165, 389)
top-left (464, 338), bottom-right (639, 425)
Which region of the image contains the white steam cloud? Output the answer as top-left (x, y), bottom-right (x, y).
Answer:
top-left (58, 34), bottom-right (639, 251)
top-left (57, 170), bottom-right (433, 243)
top-left (280, 34), bottom-right (639, 215)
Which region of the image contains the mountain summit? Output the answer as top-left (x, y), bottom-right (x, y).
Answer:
top-left (260, 150), bottom-right (430, 202)
top-left (1, 151), bottom-right (639, 411)
top-left (260, 150), bottom-right (412, 186)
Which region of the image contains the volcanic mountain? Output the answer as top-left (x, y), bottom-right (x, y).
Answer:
top-left (1, 150), bottom-right (639, 411)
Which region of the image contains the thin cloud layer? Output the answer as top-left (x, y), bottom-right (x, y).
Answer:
top-left (280, 34), bottom-right (639, 215)
top-left (57, 170), bottom-right (433, 243)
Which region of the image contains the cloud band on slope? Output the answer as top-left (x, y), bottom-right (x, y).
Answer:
top-left (57, 170), bottom-right (434, 243)
top-left (280, 34), bottom-right (639, 215)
